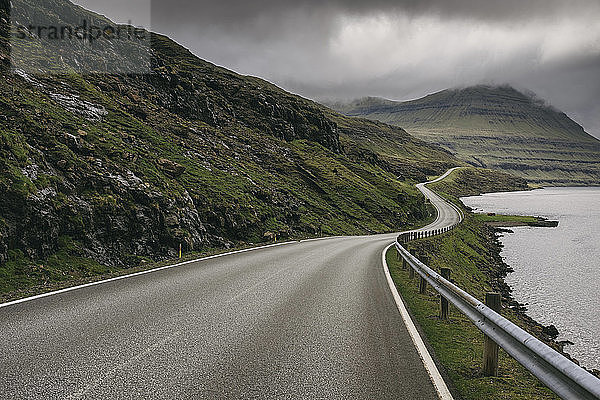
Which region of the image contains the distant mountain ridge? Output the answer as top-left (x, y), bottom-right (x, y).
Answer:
top-left (328, 85), bottom-right (600, 185)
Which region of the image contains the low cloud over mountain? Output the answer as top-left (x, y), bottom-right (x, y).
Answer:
top-left (73, 0), bottom-right (600, 137)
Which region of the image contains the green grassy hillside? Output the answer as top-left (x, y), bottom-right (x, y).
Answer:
top-left (328, 85), bottom-right (600, 185)
top-left (0, 0), bottom-right (458, 294)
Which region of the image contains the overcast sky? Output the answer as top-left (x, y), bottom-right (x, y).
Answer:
top-left (73, 0), bottom-right (600, 138)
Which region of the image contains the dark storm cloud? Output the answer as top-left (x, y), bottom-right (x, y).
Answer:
top-left (147, 0), bottom-right (600, 52)
top-left (149, 0), bottom-right (595, 22)
top-left (73, 0), bottom-right (600, 137)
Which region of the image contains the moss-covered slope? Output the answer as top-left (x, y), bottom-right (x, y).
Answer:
top-left (0, 0), bottom-right (458, 293)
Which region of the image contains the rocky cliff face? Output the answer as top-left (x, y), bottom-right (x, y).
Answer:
top-left (0, 0), bottom-right (456, 291)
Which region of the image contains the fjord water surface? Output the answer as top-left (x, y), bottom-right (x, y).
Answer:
top-left (461, 187), bottom-right (600, 370)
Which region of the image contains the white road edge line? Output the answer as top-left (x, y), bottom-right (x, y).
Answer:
top-left (298, 235), bottom-right (344, 243)
top-left (382, 243), bottom-right (454, 400)
top-left (0, 241), bottom-right (299, 309)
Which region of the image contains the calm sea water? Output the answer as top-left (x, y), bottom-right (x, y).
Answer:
top-left (461, 187), bottom-right (600, 370)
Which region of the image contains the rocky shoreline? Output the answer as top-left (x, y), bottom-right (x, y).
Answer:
top-left (427, 167), bottom-right (599, 379)
top-left (484, 217), bottom-right (559, 229)
top-left (483, 222), bottom-right (600, 378)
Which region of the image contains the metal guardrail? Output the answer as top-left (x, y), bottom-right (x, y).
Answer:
top-left (396, 228), bottom-right (600, 400)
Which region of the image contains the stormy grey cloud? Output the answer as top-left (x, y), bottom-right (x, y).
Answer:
top-left (72, 0), bottom-right (600, 137)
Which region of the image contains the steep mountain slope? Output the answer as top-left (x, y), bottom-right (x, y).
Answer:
top-left (0, 0), bottom-right (458, 292)
top-left (329, 86), bottom-right (600, 185)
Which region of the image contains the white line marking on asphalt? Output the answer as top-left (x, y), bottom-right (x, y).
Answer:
top-left (298, 235), bottom-right (344, 243)
top-left (0, 241), bottom-right (299, 309)
top-left (382, 243), bottom-right (454, 400)
top-left (67, 332), bottom-right (181, 399)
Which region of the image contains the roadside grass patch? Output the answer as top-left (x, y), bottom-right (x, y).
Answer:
top-left (386, 220), bottom-right (559, 399)
top-left (385, 167), bottom-right (563, 399)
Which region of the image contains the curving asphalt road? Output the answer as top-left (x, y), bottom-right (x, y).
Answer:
top-left (0, 169), bottom-right (462, 400)
top-left (415, 168), bottom-right (463, 232)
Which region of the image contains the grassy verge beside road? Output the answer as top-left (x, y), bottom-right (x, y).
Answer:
top-left (0, 242), bottom-right (270, 303)
top-left (387, 167), bottom-right (561, 399)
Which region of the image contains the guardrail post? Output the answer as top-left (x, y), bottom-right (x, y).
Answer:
top-left (440, 268), bottom-right (451, 319)
top-left (419, 255), bottom-right (429, 294)
top-left (409, 251), bottom-right (416, 279)
top-left (483, 292), bottom-right (501, 376)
